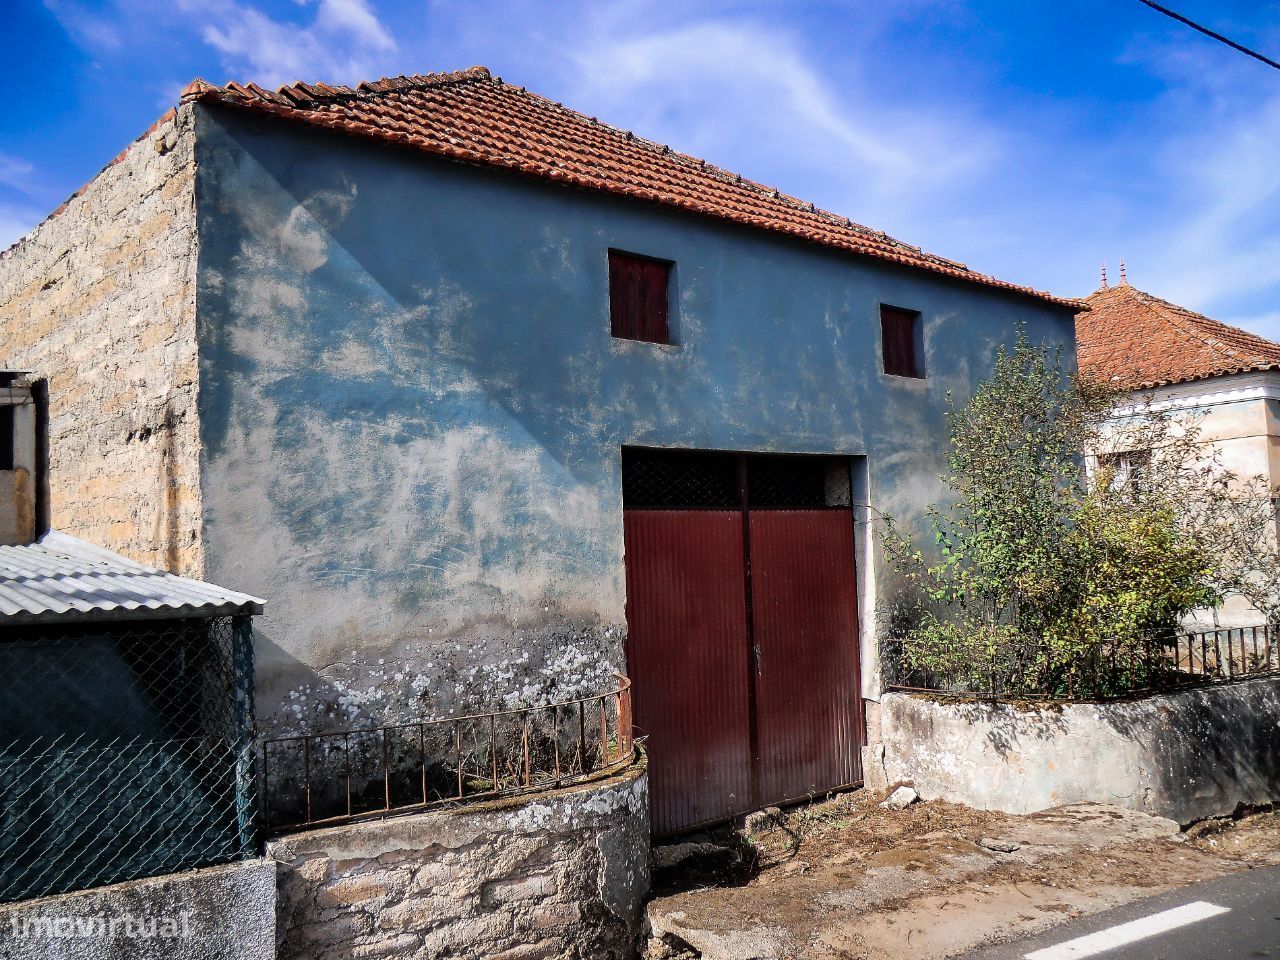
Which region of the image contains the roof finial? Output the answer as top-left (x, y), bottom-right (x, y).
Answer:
top-left (1119, 258), bottom-right (1128, 285)
top-left (1100, 262), bottom-right (1108, 289)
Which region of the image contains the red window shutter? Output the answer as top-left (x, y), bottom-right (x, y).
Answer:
top-left (880, 306), bottom-right (919, 377)
top-left (610, 251), bottom-right (670, 343)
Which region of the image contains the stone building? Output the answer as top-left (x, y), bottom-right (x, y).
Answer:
top-left (1077, 270), bottom-right (1280, 626)
top-left (0, 66), bottom-right (1080, 835)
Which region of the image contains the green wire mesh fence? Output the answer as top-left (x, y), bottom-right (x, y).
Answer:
top-left (0, 616), bottom-right (257, 903)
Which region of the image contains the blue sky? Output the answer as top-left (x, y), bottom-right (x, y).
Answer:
top-left (3, 1), bottom-right (1279, 334)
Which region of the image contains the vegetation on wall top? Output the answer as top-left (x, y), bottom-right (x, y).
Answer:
top-left (882, 333), bottom-right (1280, 698)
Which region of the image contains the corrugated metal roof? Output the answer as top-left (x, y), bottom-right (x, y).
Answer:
top-left (0, 532), bottom-right (265, 625)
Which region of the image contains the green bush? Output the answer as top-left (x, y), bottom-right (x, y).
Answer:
top-left (882, 333), bottom-right (1269, 698)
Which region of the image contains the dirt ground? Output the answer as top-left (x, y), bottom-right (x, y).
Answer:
top-left (645, 788), bottom-right (1280, 960)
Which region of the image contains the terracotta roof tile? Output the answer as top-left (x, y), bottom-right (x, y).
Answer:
top-left (180, 66), bottom-right (1078, 309)
top-left (1076, 282), bottom-right (1280, 390)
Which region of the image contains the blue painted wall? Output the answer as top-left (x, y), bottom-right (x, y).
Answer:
top-left (192, 104), bottom-right (1077, 732)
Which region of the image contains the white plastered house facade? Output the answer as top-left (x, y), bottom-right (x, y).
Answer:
top-left (1077, 276), bottom-right (1280, 628)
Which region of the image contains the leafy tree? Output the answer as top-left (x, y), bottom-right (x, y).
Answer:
top-left (883, 332), bottom-right (1274, 697)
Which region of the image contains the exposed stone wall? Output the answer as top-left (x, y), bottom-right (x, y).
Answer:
top-left (269, 759), bottom-right (649, 960)
top-left (878, 677), bottom-right (1280, 824)
top-left (0, 106), bottom-right (202, 575)
top-left (0, 859), bottom-right (275, 960)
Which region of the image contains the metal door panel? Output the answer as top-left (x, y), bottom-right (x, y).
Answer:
top-left (623, 510), bottom-right (752, 835)
top-left (748, 510), bottom-right (862, 804)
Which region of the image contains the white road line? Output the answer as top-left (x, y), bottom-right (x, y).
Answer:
top-left (1024, 901), bottom-right (1231, 960)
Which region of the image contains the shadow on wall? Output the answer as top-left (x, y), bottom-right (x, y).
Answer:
top-left (881, 678), bottom-right (1280, 823)
top-left (966, 702), bottom-right (1071, 762)
top-left (1099, 680), bottom-right (1280, 822)
top-left (191, 107), bottom-right (1069, 735)
top-left (194, 108), bottom-right (1031, 481)
top-left (151, 394), bottom-right (184, 573)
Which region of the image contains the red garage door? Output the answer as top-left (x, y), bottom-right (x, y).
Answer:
top-left (623, 449), bottom-right (863, 836)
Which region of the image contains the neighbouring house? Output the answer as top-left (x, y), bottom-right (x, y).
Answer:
top-left (0, 66), bottom-right (1081, 837)
top-left (0, 372), bottom-right (263, 903)
top-left (1076, 270), bottom-right (1280, 627)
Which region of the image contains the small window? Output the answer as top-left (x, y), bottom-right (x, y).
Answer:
top-left (881, 305), bottom-right (923, 378)
top-left (610, 250), bottom-right (671, 344)
top-left (1097, 450), bottom-right (1150, 492)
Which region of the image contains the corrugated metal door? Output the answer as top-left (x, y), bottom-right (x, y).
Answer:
top-left (622, 449), bottom-right (862, 836)
top-left (623, 510), bottom-right (752, 836)
top-left (749, 510), bottom-right (862, 804)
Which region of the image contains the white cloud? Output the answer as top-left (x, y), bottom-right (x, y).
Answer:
top-left (1095, 41), bottom-right (1280, 329)
top-left (1152, 151), bottom-right (1280, 313)
top-left (42, 0), bottom-right (124, 52)
top-left (1227, 311), bottom-right (1280, 342)
top-left (0, 201), bottom-right (47, 254)
top-left (313, 0), bottom-right (394, 50)
top-left (0, 154), bottom-right (37, 194)
top-left (564, 18), bottom-right (1001, 223)
top-left (186, 0), bottom-right (396, 88)
top-left (0, 152), bottom-right (49, 251)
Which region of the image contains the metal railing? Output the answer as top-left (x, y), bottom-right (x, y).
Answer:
top-left (261, 677), bottom-right (634, 831)
top-left (0, 616), bottom-right (257, 903)
top-left (883, 624), bottom-right (1280, 702)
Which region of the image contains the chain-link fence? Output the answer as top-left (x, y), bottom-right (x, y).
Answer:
top-left (0, 616), bottom-right (257, 903)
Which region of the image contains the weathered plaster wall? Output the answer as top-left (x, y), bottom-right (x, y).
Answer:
top-left (878, 678), bottom-right (1280, 823)
top-left (0, 859), bottom-right (275, 960)
top-left (0, 107), bottom-right (203, 575)
top-left (191, 105), bottom-right (1078, 732)
top-left (269, 758), bottom-right (649, 960)
top-left (1164, 391), bottom-right (1271, 483)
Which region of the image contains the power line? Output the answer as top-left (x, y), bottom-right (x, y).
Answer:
top-left (1136, 0), bottom-right (1280, 72)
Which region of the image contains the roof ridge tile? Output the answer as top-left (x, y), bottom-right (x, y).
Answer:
top-left (180, 66), bottom-right (1077, 308)
top-left (1078, 283), bottom-right (1280, 390)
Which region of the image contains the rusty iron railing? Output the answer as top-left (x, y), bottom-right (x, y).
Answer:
top-left (261, 677), bottom-right (634, 831)
top-left (884, 624), bottom-right (1280, 702)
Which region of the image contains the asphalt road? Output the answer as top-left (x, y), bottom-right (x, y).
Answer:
top-left (958, 864), bottom-right (1280, 960)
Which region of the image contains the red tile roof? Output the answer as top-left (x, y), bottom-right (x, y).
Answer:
top-left (1077, 282), bottom-right (1280, 391)
top-left (181, 66), bottom-right (1078, 310)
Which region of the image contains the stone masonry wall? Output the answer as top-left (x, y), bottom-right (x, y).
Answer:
top-left (269, 759), bottom-right (649, 960)
top-left (0, 105), bottom-right (202, 575)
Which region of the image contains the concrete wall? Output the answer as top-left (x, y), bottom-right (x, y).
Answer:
top-left (0, 859), bottom-right (275, 960)
top-left (0, 107), bottom-right (203, 575)
top-left (269, 759), bottom-right (649, 960)
top-left (877, 677), bottom-right (1280, 823)
top-left (190, 104), bottom-right (1079, 732)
